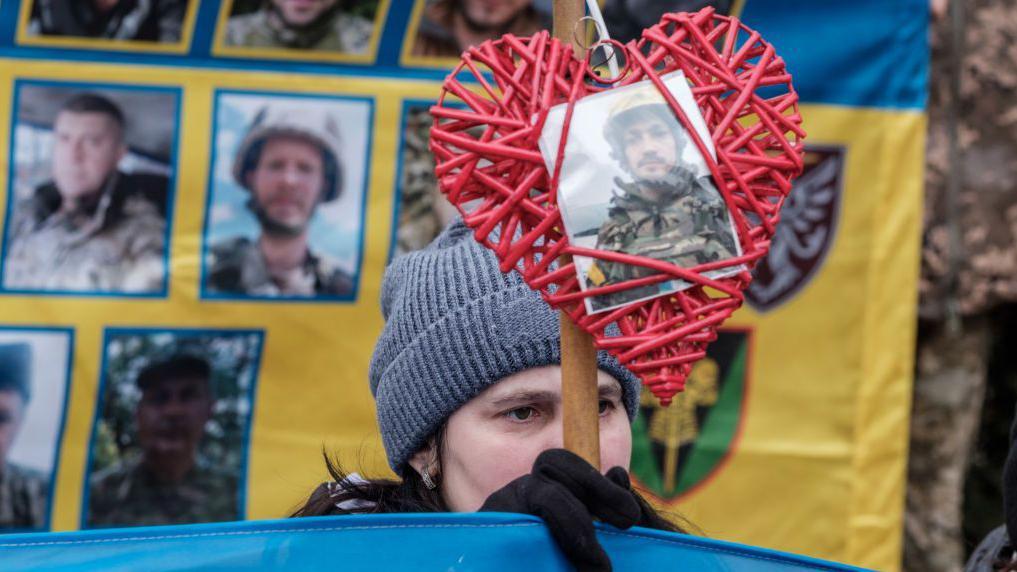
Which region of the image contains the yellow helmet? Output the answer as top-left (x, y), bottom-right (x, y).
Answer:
top-left (606, 86), bottom-right (669, 122)
top-left (603, 85), bottom-right (678, 164)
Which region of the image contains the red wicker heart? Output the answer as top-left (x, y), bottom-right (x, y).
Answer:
top-left (429, 7), bottom-right (805, 405)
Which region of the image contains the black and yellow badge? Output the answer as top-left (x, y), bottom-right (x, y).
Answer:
top-left (630, 330), bottom-right (750, 502)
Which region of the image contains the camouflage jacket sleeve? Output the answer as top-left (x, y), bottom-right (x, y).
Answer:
top-left (691, 177), bottom-right (740, 258)
top-left (596, 208), bottom-right (633, 253)
top-left (120, 199), bottom-right (167, 292)
top-left (0, 463), bottom-right (49, 529)
top-left (593, 206), bottom-right (639, 285)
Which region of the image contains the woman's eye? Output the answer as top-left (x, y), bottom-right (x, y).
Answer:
top-left (598, 400), bottom-right (615, 415)
top-left (506, 407), bottom-right (536, 421)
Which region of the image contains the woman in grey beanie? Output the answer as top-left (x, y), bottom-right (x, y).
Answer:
top-left (294, 221), bottom-right (686, 570)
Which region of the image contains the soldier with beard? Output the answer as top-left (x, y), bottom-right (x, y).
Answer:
top-left (87, 355), bottom-right (238, 527)
top-left (411, 0), bottom-right (549, 58)
top-left (587, 90), bottom-right (738, 311)
top-left (206, 106), bottom-right (354, 298)
top-left (225, 0), bottom-right (372, 53)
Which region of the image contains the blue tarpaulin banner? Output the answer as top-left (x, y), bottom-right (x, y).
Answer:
top-left (0, 513), bottom-right (871, 571)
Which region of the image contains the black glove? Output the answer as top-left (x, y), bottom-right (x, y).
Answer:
top-left (479, 449), bottom-right (642, 571)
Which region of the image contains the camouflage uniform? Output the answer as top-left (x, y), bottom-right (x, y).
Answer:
top-left (28, 0), bottom-right (187, 42)
top-left (411, 1), bottom-right (549, 58)
top-left (86, 455), bottom-right (238, 528)
top-left (588, 169), bottom-right (737, 310)
top-left (206, 236), bottom-right (354, 297)
top-left (3, 172), bottom-right (167, 293)
top-left (225, 7), bottom-right (372, 53)
top-left (0, 462), bottom-right (49, 531)
top-left (396, 107), bottom-right (453, 256)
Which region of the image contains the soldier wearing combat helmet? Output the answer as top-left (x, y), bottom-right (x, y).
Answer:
top-left (0, 343), bottom-right (49, 530)
top-left (206, 106), bottom-right (355, 298)
top-left (587, 87), bottom-right (739, 311)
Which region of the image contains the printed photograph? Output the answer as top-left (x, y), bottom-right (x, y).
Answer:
top-left (202, 91), bottom-right (370, 300)
top-left (406, 0), bottom-right (550, 61)
top-left (0, 328), bottom-right (73, 532)
top-left (83, 329), bottom-right (263, 529)
top-left (219, 0), bottom-right (381, 57)
top-left (22, 0), bottom-right (195, 47)
top-left (539, 72), bottom-right (742, 314)
top-left (0, 82), bottom-right (179, 296)
top-left (393, 103), bottom-right (458, 258)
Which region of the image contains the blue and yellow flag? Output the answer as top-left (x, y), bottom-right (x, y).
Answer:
top-left (0, 1), bottom-right (925, 570)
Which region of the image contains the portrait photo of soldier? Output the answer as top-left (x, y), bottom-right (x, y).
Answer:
top-left (540, 74), bottom-right (742, 314)
top-left (85, 330), bottom-right (262, 528)
top-left (0, 330), bottom-right (73, 532)
top-left (221, 0), bottom-right (378, 55)
top-left (25, 0), bottom-right (192, 44)
top-left (409, 0), bottom-right (550, 60)
top-left (1, 84), bottom-right (177, 295)
top-left (203, 92), bottom-right (368, 300)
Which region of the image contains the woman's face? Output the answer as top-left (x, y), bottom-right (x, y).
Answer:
top-left (432, 365), bottom-right (632, 512)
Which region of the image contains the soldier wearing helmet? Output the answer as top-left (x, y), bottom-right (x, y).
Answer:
top-left (587, 87), bottom-right (739, 311)
top-left (206, 106), bottom-right (355, 298)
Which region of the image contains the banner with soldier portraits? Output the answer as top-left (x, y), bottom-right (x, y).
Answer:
top-left (0, 1), bottom-right (926, 571)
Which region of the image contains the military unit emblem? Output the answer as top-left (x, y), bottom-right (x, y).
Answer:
top-left (746, 146), bottom-right (845, 312)
top-left (630, 330), bottom-right (750, 502)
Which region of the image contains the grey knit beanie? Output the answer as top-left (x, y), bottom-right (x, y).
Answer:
top-left (369, 220), bottom-right (642, 474)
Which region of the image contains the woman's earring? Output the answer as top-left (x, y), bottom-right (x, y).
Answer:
top-left (421, 463), bottom-right (438, 490)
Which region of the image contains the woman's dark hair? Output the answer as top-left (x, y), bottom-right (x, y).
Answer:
top-left (291, 425), bottom-right (693, 535)
top-left (633, 489), bottom-right (697, 535)
top-left (292, 425), bottom-right (449, 517)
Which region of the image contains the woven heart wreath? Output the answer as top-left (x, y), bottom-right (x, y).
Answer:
top-left (429, 7), bottom-right (805, 405)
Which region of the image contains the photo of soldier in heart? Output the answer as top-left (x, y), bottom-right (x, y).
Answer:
top-left (540, 72), bottom-right (744, 315)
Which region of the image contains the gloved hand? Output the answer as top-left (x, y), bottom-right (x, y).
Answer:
top-left (479, 449), bottom-right (642, 571)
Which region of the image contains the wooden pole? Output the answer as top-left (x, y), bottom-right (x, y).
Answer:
top-left (553, 0), bottom-right (601, 470)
